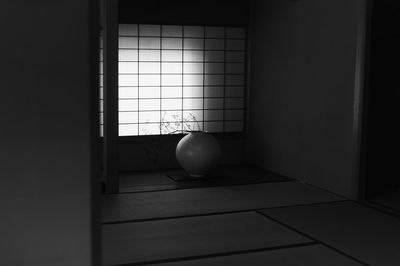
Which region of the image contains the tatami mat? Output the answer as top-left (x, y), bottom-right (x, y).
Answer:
top-left (150, 244), bottom-right (364, 266)
top-left (369, 188), bottom-right (400, 213)
top-left (102, 182), bottom-right (344, 223)
top-left (102, 212), bottom-right (312, 266)
top-left (262, 201), bottom-right (400, 266)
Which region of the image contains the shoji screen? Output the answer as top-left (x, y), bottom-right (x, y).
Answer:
top-left (100, 24), bottom-right (246, 136)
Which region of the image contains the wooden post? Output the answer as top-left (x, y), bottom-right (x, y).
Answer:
top-left (102, 0), bottom-right (119, 194)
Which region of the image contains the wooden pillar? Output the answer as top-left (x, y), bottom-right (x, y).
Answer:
top-left (102, 0), bottom-right (119, 194)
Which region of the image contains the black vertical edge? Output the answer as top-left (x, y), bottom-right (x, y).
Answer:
top-left (181, 25), bottom-right (185, 133)
top-left (222, 27), bottom-right (227, 133)
top-left (358, 0), bottom-right (374, 202)
top-left (103, 0), bottom-right (119, 194)
top-left (244, 26), bottom-right (250, 137)
top-left (89, 0), bottom-right (101, 264)
top-left (137, 25), bottom-right (140, 136)
top-left (160, 25), bottom-right (163, 135)
top-left (202, 27), bottom-right (206, 132)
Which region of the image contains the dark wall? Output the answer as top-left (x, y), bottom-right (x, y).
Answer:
top-left (366, 0), bottom-right (400, 193)
top-left (248, 0), bottom-right (366, 199)
top-left (0, 0), bottom-right (96, 264)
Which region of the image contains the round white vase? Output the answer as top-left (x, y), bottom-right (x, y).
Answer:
top-left (176, 131), bottom-right (221, 178)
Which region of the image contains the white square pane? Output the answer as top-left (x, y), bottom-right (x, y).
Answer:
top-left (162, 87), bottom-right (182, 98)
top-left (184, 26), bottom-right (204, 37)
top-left (139, 111), bottom-right (160, 123)
top-left (119, 24), bottom-right (138, 36)
top-left (162, 75), bottom-right (182, 86)
top-left (183, 110), bottom-right (203, 121)
top-left (205, 51), bottom-right (224, 62)
top-left (139, 99), bottom-right (160, 111)
top-left (226, 75), bottom-right (245, 86)
top-left (119, 99), bottom-right (138, 111)
top-left (184, 51), bottom-right (203, 62)
top-left (161, 110), bottom-right (181, 122)
top-left (162, 25), bottom-right (182, 37)
top-left (183, 75), bottom-right (203, 86)
top-left (227, 39), bottom-right (245, 51)
top-left (99, 100), bottom-right (103, 112)
top-left (139, 75), bottom-right (160, 86)
top-left (183, 98), bottom-right (203, 109)
top-left (183, 86), bottom-right (203, 97)
top-left (205, 27), bottom-right (224, 38)
top-left (100, 63), bottom-right (103, 74)
top-left (111, 24), bottom-right (247, 136)
top-left (162, 38), bottom-right (182, 49)
top-left (100, 125), bottom-right (104, 137)
top-left (139, 123), bottom-right (160, 135)
top-left (205, 86), bottom-right (224, 97)
top-left (139, 62), bottom-right (160, 74)
top-left (224, 121), bottom-right (244, 132)
top-left (225, 98), bottom-right (244, 109)
top-left (119, 87), bottom-right (138, 98)
top-left (162, 62), bottom-right (182, 74)
top-left (119, 62), bottom-right (138, 74)
top-left (204, 110), bottom-right (223, 121)
top-left (184, 38), bottom-right (203, 50)
top-left (205, 39), bottom-right (224, 50)
top-left (205, 98), bottom-right (223, 109)
top-left (225, 86), bottom-right (244, 97)
top-left (139, 50), bottom-right (160, 61)
top-left (225, 109), bottom-right (244, 120)
top-left (205, 63), bottom-right (224, 74)
top-left (139, 37), bottom-right (160, 49)
top-left (205, 75), bottom-right (224, 86)
top-left (119, 124), bottom-right (138, 136)
top-left (226, 51), bottom-right (245, 62)
top-left (226, 63), bottom-right (245, 74)
top-left (100, 49), bottom-right (103, 61)
top-left (100, 112), bottom-right (103, 124)
top-left (139, 86), bottom-right (160, 99)
top-left (162, 98), bottom-right (182, 110)
top-left (162, 50), bottom-right (182, 61)
top-left (119, 75), bottom-right (138, 86)
top-left (119, 37), bottom-right (138, 48)
top-left (183, 121), bottom-right (203, 132)
top-left (184, 63), bottom-right (203, 74)
top-left (119, 50), bottom-right (138, 61)
top-left (161, 122), bottom-right (183, 134)
top-left (204, 121), bottom-right (223, 133)
top-left (100, 87), bottom-right (103, 99)
top-left (139, 25), bottom-right (160, 36)
top-left (100, 74), bottom-right (103, 86)
top-left (119, 112), bottom-right (138, 123)
top-left (226, 27), bottom-right (246, 39)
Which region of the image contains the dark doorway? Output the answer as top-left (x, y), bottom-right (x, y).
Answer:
top-left (364, 0), bottom-right (400, 212)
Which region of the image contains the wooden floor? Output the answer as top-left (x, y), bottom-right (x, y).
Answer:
top-left (102, 172), bottom-right (400, 266)
top-left (119, 165), bottom-right (292, 193)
